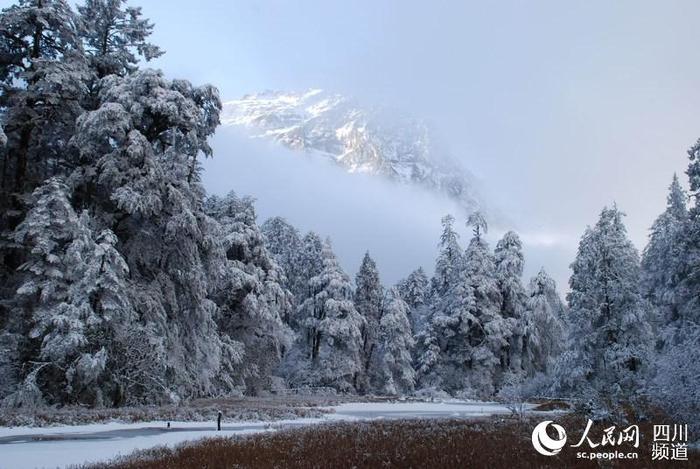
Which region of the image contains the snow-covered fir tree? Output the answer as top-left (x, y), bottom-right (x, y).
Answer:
top-left (7, 178), bottom-right (138, 405)
top-left (76, 226), bottom-right (167, 406)
top-left (641, 174), bottom-right (689, 348)
top-left (285, 231), bottom-right (324, 330)
top-left (0, 0), bottom-right (87, 198)
top-left (0, 0), bottom-right (91, 399)
top-left (652, 323), bottom-right (700, 437)
top-left (278, 229), bottom-right (322, 384)
top-left (206, 192), bottom-right (292, 394)
top-left (62, 217), bottom-right (136, 405)
top-left (494, 231), bottom-right (526, 373)
top-left (682, 140), bottom-right (700, 327)
top-left (426, 265), bottom-right (476, 394)
top-left (649, 143), bottom-right (700, 433)
top-left (431, 215), bottom-right (464, 296)
top-left (260, 216), bottom-right (303, 301)
top-left (459, 215), bottom-right (506, 395)
top-left (11, 178), bottom-right (87, 405)
top-left (70, 68), bottom-right (225, 400)
top-left (414, 326), bottom-right (442, 392)
top-left (557, 206), bottom-right (652, 405)
top-left (353, 252), bottom-right (384, 393)
top-left (466, 211), bottom-right (488, 240)
top-left (78, 0), bottom-right (163, 79)
top-left (396, 267), bottom-right (430, 335)
top-left (520, 269), bottom-right (565, 375)
top-left (415, 215), bottom-right (464, 391)
top-left (291, 240), bottom-right (364, 391)
top-left (417, 212), bottom-right (508, 397)
top-left (376, 288), bottom-right (415, 395)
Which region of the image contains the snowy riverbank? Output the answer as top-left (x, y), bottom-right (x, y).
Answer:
top-left (0, 401), bottom-right (539, 469)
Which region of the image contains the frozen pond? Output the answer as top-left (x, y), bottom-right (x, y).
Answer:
top-left (0, 401), bottom-right (536, 469)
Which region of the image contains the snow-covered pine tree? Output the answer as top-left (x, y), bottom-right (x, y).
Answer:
top-left (0, 0), bottom-right (231, 406)
top-left (0, 0), bottom-right (87, 197)
top-left (641, 174), bottom-right (689, 348)
top-left (353, 252), bottom-right (384, 394)
top-left (205, 192), bottom-right (292, 395)
top-left (71, 69), bottom-right (225, 400)
top-left (396, 267), bottom-right (430, 335)
top-left (431, 215), bottom-right (464, 296)
top-left (377, 288), bottom-right (415, 395)
top-left (494, 231), bottom-right (526, 373)
top-left (63, 215), bottom-right (136, 405)
top-left (0, 3), bottom-right (89, 332)
top-left (559, 206), bottom-right (652, 405)
top-left (7, 178), bottom-right (137, 405)
top-left (279, 230), bottom-right (324, 384)
top-left (288, 231), bottom-right (324, 325)
top-left (467, 211), bottom-right (488, 241)
top-left (10, 178), bottom-right (82, 405)
top-left (293, 240), bottom-right (364, 391)
top-left (260, 216), bottom-right (303, 302)
top-left (414, 326), bottom-right (442, 392)
top-left (521, 269), bottom-right (565, 375)
top-left (427, 270), bottom-right (477, 394)
top-left (460, 214), bottom-right (506, 395)
top-left (415, 215), bottom-right (464, 391)
top-left (0, 331), bottom-right (21, 404)
top-left (78, 0), bottom-right (163, 79)
top-left (683, 140), bottom-right (700, 327)
top-left (649, 142), bottom-right (700, 432)
top-left (0, 1), bottom-right (89, 351)
top-left (74, 224), bottom-right (167, 406)
top-left (652, 323), bottom-right (700, 437)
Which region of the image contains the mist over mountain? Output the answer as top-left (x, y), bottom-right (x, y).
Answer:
top-left (220, 89), bottom-right (488, 218)
top-left (204, 89), bottom-right (579, 289)
top-left (203, 127), bottom-right (574, 291)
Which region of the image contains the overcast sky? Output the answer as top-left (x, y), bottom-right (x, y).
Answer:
top-left (135, 0), bottom-right (699, 288)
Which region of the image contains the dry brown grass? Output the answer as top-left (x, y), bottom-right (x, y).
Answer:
top-left (84, 414), bottom-right (697, 469)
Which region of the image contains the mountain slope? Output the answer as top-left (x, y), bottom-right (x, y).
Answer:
top-left (220, 89), bottom-right (484, 214)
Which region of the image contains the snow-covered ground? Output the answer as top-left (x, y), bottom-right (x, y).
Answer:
top-left (0, 401), bottom-right (532, 469)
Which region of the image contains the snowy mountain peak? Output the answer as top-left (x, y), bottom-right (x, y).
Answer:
top-left (221, 89), bottom-right (485, 214)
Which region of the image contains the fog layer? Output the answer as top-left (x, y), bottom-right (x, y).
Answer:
top-left (203, 127), bottom-right (575, 289)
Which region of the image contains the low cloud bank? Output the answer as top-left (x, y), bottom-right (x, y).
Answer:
top-left (202, 127), bottom-right (575, 290)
